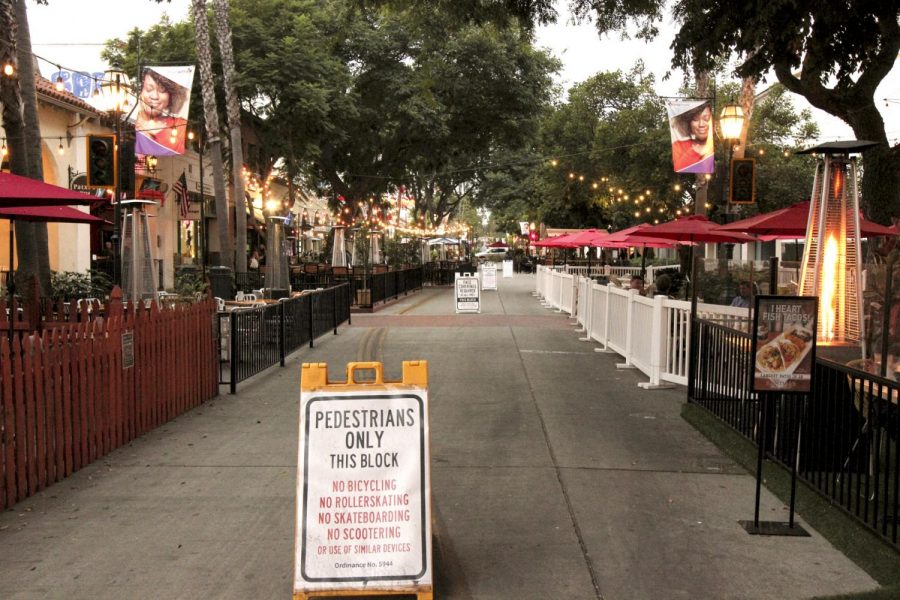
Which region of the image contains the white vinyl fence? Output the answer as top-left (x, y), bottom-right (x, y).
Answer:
top-left (535, 266), bottom-right (751, 388)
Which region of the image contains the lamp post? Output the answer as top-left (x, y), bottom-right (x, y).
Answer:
top-left (99, 64), bottom-right (132, 286)
top-left (718, 103), bottom-right (745, 212)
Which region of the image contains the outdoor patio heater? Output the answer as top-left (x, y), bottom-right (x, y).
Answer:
top-left (796, 141), bottom-right (876, 349)
top-left (120, 199), bottom-right (159, 303)
top-left (266, 216), bottom-right (290, 291)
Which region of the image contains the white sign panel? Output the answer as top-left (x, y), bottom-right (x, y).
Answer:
top-left (455, 276), bottom-right (481, 313)
top-left (481, 264), bottom-right (497, 290)
top-left (502, 260), bottom-right (514, 278)
top-left (295, 391), bottom-right (431, 590)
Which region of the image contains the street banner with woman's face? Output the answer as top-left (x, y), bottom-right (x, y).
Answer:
top-left (133, 65), bottom-right (195, 156)
top-left (666, 98), bottom-right (715, 174)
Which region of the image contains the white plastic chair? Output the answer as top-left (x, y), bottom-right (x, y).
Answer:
top-left (243, 293), bottom-right (258, 302)
top-left (235, 291), bottom-right (245, 301)
top-left (215, 297), bottom-right (226, 312)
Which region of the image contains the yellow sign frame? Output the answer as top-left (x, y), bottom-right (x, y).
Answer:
top-left (294, 361), bottom-right (433, 600)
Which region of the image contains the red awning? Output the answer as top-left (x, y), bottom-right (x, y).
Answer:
top-left (0, 171), bottom-right (103, 206)
top-left (0, 205), bottom-right (103, 223)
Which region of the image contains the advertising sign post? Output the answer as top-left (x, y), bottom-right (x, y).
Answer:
top-left (481, 263), bottom-right (497, 291)
top-left (295, 361), bottom-right (432, 600)
top-left (455, 275), bottom-right (480, 313)
top-left (740, 295), bottom-right (817, 537)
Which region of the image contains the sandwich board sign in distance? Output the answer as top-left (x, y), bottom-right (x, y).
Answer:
top-left (295, 361), bottom-right (433, 600)
top-left (481, 263), bottom-right (498, 291)
top-left (455, 274), bottom-right (480, 313)
top-left (502, 259), bottom-right (514, 278)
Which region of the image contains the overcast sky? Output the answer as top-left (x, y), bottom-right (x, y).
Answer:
top-left (27, 0), bottom-right (900, 144)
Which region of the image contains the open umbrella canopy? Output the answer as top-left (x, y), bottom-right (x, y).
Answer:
top-left (533, 235), bottom-right (573, 248)
top-left (559, 228), bottom-right (609, 247)
top-left (637, 215), bottom-right (757, 244)
top-left (0, 171), bottom-right (101, 206)
top-left (715, 200), bottom-right (897, 238)
top-left (603, 224), bottom-right (683, 249)
top-left (427, 237), bottom-right (460, 246)
top-left (0, 205), bottom-right (102, 223)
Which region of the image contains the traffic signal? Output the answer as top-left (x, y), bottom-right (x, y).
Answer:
top-left (86, 134), bottom-right (117, 188)
top-left (729, 158), bottom-right (756, 205)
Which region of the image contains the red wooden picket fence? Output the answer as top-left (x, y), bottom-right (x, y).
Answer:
top-left (0, 289), bottom-right (218, 510)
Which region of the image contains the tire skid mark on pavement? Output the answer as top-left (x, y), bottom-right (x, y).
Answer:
top-left (509, 324), bottom-right (606, 600)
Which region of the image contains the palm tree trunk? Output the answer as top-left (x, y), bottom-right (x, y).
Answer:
top-left (213, 0), bottom-right (247, 274)
top-left (11, 0), bottom-right (50, 297)
top-left (191, 0), bottom-right (232, 270)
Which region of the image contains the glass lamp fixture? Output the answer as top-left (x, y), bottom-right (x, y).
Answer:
top-left (719, 103), bottom-right (745, 141)
top-left (99, 64), bottom-right (131, 114)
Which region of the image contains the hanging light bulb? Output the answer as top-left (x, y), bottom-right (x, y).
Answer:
top-left (1, 139), bottom-right (7, 158)
top-left (57, 138), bottom-right (65, 155)
top-left (2, 62), bottom-right (13, 77)
top-left (187, 131), bottom-right (195, 141)
top-left (55, 68), bottom-right (65, 92)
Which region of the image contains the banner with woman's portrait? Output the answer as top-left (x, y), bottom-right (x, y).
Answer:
top-left (666, 99), bottom-right (715, 174)
top-left (133, 65), bottom-right (195, 156)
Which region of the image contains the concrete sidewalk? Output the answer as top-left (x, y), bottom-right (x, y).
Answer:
top-left (0, 275), bottom-right (879, 599)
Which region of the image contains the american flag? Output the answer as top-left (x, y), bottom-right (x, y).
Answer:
top-left (173, 171), bottom-right (190, 218)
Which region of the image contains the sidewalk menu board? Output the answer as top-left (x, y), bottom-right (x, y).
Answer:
top-left (481, 264), bottom-right (497, 290)
top-left (750, 296), bottom-right (818, 393)
top-left (295, 366), bottom-right (431, 595)
top-left (456, 275), bottom-right (480, 313)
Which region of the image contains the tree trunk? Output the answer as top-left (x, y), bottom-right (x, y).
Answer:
top-left (213, 0), bottom-right (247, 273)
top-left (11, 0), bottom-right (50, 297)
top-left (841, 104), bottom-right (900, 226)
top-left (191, 0), bottom-right (232, 270)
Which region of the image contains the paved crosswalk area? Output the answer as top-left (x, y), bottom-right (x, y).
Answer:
top-left (0, 275), bottom-right (879, 599)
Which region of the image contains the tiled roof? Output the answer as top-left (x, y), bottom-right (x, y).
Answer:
top-left (35, 76), bottom-right (101, 116)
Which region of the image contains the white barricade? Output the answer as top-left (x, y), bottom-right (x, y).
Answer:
top-left (559, 273), bottom-right (575, 314)
top-left (554, 277), bottom-right (751, 389)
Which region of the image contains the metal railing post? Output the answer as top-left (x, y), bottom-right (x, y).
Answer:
top-left (309, 292), bottom-right (315, 348)
top-left (347, 282), bottom-right (352, 325)
top-left (229, 311), bottom-right (237, 395)
top-left (279, 302), bottom-right (286, 367)
top-left (332, 286), bottom-right (338, 335)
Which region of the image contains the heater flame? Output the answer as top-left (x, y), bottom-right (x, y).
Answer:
top-left (821, 235), bottom-right (839, 342)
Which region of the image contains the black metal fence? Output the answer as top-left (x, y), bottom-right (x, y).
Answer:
top-left (220, 283), bottom-right (351, 393)
top-left (689, 317), bottom-right (900, 550)
top-left (349, 268), bottom-right (424, 309)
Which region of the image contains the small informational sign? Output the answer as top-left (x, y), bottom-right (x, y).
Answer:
top-left (502, 260), bottom-right (514, 278)
top-left (121, 331), bottom-right (134, 370)
top-left (751, 296), bottom-right (817, 393)
top-left (295, 362), bottom-right (432, 598)
top-left (481, 264), bottom-right (497, 291)
top-left (455, 276), bottom-right (480, 313)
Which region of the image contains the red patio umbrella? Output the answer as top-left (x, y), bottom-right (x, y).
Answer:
top-left (487, 241), bottom-right (508, 248)
top-left (715, 200), bottom-right (897, 238)
top-left (0, 204), bottom-right (103, 338)
top-left (0, 171), bottom-right (101, 206)
top-left (637, 215), bottom-right (757, 244)
top-left (533, 235), bottom-right (573, 248)
top-left (603, 224), bottom-right (683, 249)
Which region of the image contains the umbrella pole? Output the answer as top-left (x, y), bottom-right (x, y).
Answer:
top-left (640, 245), bottom-right (647, 282)
top-left (8, 219), bottom-right (14, 341)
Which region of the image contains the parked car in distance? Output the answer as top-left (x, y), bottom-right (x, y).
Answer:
top-left (475, 247), bottom-right (508, 261)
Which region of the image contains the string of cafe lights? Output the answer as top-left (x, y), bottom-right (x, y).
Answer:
top-left (2, 52), bottom-right (817, 231)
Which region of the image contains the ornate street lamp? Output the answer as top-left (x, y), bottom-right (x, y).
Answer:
top-left (99, 63), bottom-right (132, 285)
top-left (718, 103), bottom-right (745, 217)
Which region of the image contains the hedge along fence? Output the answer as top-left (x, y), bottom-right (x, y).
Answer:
top-left (0, 288), bottom-right (218, 510)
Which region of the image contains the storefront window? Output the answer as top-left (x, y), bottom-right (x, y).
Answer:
top-left (179, 220), bottom-right (198, 263)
